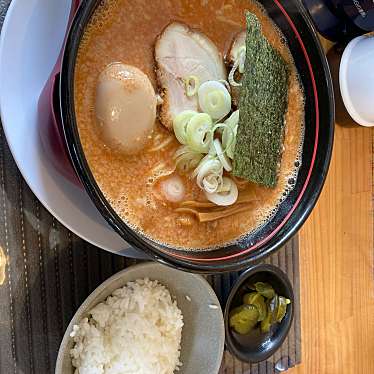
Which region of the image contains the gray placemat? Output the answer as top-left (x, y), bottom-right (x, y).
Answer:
top-left (0, 1), bottom-right (301, 373)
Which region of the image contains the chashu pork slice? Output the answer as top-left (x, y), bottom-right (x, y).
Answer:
top-left (155, 22), bottom-right (227, 130)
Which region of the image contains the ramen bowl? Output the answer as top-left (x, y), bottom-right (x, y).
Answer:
top-left (41, 0), bottom-right (334, 272)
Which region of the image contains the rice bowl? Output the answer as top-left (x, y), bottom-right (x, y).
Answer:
top-left (56, 262), bottom-right (225, 374)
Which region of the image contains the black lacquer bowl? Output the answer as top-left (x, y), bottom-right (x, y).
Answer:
top-left (58, 0), bottom-right (334, 272)
top-left (224, 264), bottom-right (294, 362)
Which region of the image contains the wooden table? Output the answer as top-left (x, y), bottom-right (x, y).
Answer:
top-left (291, 41), bottom-right (374, 374)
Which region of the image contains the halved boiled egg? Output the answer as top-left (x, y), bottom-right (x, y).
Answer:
top-left (95, 62), bottom-right (157, 154)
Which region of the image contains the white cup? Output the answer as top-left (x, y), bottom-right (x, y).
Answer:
top-left (339, 34), bottom-right (374, 127)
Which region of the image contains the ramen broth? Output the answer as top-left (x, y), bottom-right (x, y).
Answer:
top-left (74, 0), bottom-right (305, 249)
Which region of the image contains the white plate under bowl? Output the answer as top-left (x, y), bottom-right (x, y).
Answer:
top-left (0, 0), bottom-right (143, 257)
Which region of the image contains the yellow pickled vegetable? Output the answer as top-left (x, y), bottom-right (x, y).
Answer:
top-left (230, 281), bottom-right (291, 335)
top-left (242, 292), bottom-right (267, 321)
top-left (229, 305), bottom-right (259, 334)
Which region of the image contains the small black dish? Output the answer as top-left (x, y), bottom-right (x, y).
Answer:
top-left (224, 264), bottom-right (294, 363)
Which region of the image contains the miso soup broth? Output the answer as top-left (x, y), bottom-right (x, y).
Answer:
top-left (74, 0), bottom-right (305, 250)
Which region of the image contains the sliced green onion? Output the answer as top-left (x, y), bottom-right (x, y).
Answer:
top-left (217, 177), bottom-right (232, 193)
top-left (186, 113), bottom-right (213, 153)
top-left (205, 123), bottom-right (224, 157)
top-left (213, 138), bottom-right (232, 172)
top-left (208, 139), bottom-right (217, 156)
top-left (205, 177), bottom-right (238, 206)
top-left (193, 155), bottom-right (221, 178)
top-left (206, 91), bottom-right (225, 113)
top-left (218, 79), bottom-right (231, 92)
top-left (174, 145), bottom-right (203, 174)
top-left (229, 46), bottom-right (246, 87)
top-left (234, 46), bottom-right (246, 74)
top-left (175, 150), bottom-right (203, 173)
top-left (211, 122), bottom-right (229, 136)
top-left (207, 114), bottom-right (238, 161)
top-left (184, 75), bottom-right (200, 97)
top-left (193, 155), bottom-right (223, 193)
top-left (173, 110), bottom-right (197, 145)
top-left (225, 110), bottom-right (240, 128)
top-left (198, 167), bottom-right (223, 193)
top-left (228, 58), bottom-right (242, 87)
top-left (198, 81), bottom-right (232, 120)
top-left (202, 174), bottom-right (221, 194)
top-left (222, 110), bottom-right (239, 159)
top-left (174, 144), bottom-right (194, 158)
top-left (222, 127), bottom-right (237, 160)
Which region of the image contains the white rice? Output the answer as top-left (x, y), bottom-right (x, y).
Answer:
top-left (70, 278), bottom-right (184, 374)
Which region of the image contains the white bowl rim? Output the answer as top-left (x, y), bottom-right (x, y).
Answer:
top-left (339, 35), bottom-right (374, 127)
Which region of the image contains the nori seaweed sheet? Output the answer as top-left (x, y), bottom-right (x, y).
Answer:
top-left (233, 12), bottom-right (289, 188)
